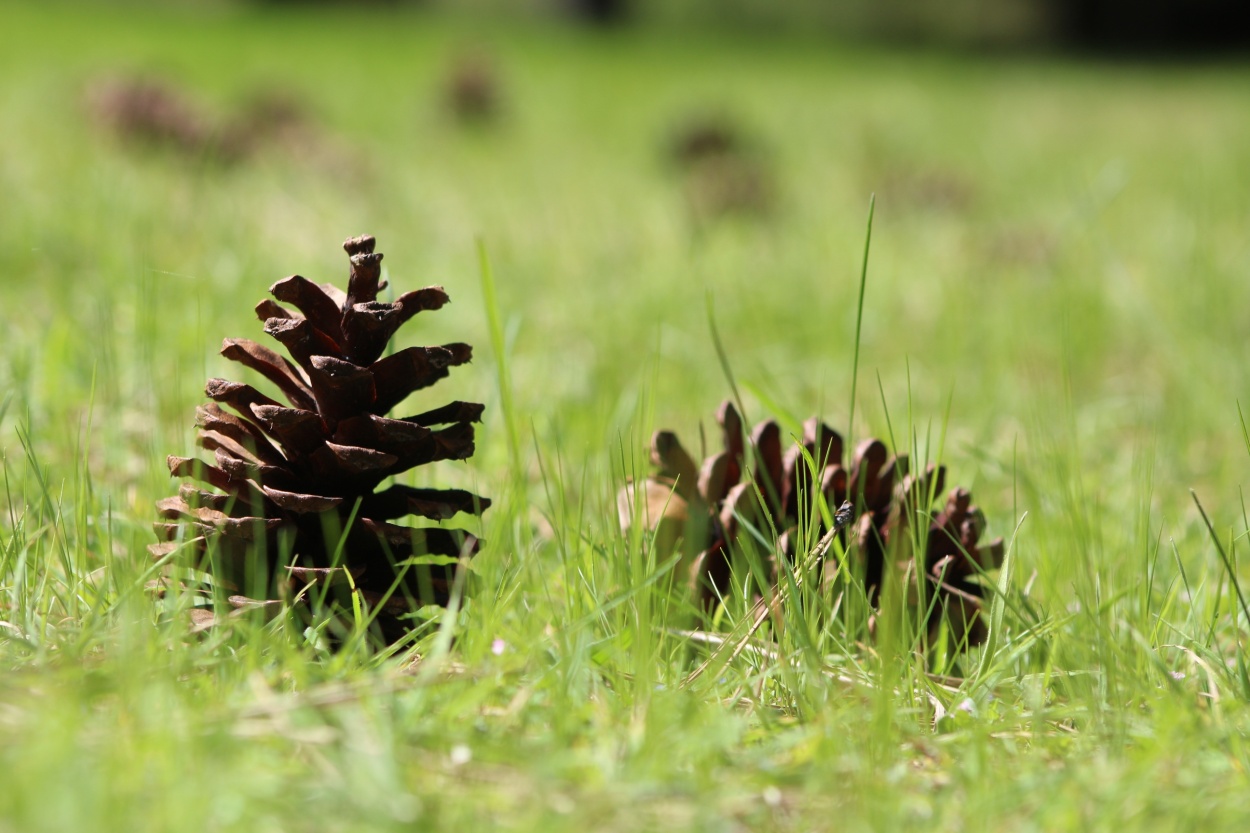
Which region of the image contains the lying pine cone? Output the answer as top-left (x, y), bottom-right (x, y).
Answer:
top-left (87, 76), bottom-right (224, 159)
top-left (618, 400), bottom-right (1003, 648)
top-left (151, 234), bottom-right (489, 640)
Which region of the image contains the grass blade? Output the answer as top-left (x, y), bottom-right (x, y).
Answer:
top-left (847, 193), bottom-right (875, 447)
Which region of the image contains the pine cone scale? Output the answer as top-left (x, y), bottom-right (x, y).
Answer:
top-left (195, 405), bottom-right (286, 466)
top-left (268, 275), bottom-right (346, 342)
top-left (212, 452), bottom-right (295, 493)
top-left (260, 486), bottom-right (343, 513)
top-left (264, 317), bottom-right (343, 371)
top-left (424, 401), bottom-right (485, 424)
top-left (321, 441), bottom-right (398, 473)
top-left (167, 455), bottom-right (233, 491)
top-left (369, 344), bottom-right (472, 414)
top-left (345, 251), bottom-right (384, 308)
top-left (341, 304), bottom-right (405, 364)
top-left (220, 339), bottom-right (317, 412)
top-left (196, 416), bottom-right (273, 456)
top-left (332, 413), bottom-right (431, 449)
top-left (359, 484), bottom-right (491, 521)
top-left (205, 379), bottom-right (283, 415)
top-left (430, 422), bottom-right (476, 461)
top-left (196, 430), bottom-right (274, 472)
top-left (177, 484), bottom-right (239, 513)
top-left (249, 404), bottom-right (325, 453)
top-left (356, 518), bottom-right (476, 557)
top-left (307, 356), bottom-right (376, 421)
top-left (698, 452), bottom-right (735, 505)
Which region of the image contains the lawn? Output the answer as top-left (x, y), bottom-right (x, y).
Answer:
top-left (3, 3), bottom-right (1250, 830)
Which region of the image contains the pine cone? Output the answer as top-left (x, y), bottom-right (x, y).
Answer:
top-left (86, 75), bottom-right (255, 163)
top-left (151, 234), bottom-right (490, 639)
top-left (444, 53), bottom-right (502, 124)
top-left (87, 76), bottom-right (216, 156)
top-left (916, 487), bottom-right (1003, 647)
top-left (618, 400), bottom-right (1003, 648)
top-left (667, 115), bottom-right (773, 219)
top-left (670, 117), bottom-right (742, 167)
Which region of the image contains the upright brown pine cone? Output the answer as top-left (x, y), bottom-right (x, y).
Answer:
top-left (151, 235), bottom-right (490, 638)
top-left (618, 400), bottom-right (1003, 649)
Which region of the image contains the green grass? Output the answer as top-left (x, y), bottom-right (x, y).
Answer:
top-left (4, 3), bottom-right (1250, 830)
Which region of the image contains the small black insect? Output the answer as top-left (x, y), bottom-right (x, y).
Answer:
top-left (833, 500), bottom-right (855, 531)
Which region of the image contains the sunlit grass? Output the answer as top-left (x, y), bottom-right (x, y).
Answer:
top-left (3, 3), bottom-right (1250, 831)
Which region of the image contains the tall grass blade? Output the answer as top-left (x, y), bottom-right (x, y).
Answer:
top-left (847, 193), bottom-right (875, 447)
top-left (1191, 490), bottom-right (1250, 636)
top-left (973, 511), bottom-right (1027, 693)
top-left (706, 291), bottom-right (748, 427)
top-left (478, 240), bottom-right (521, 477)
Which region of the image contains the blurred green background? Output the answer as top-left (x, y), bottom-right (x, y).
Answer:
top-left (5, 0), bottom-right (1249, 508)
top-left (261, 0), bottom-right (1250, 49)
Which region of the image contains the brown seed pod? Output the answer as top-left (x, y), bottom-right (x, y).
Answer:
top-left (153, 235), bottom-right (489, 641)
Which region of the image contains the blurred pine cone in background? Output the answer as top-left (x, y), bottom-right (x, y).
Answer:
top-left (152, 234), bottom-right (489, 642)
top-left (618, 400), bottom-right (1003, 649)
top-left (87, 75), bottom-right (348, 171)
top-left (444, 52), bottom-right (503, 125)
top-left (667, 114), bottom-right (774, 220)
top-left (86, 76), bottom-right (231, 161)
